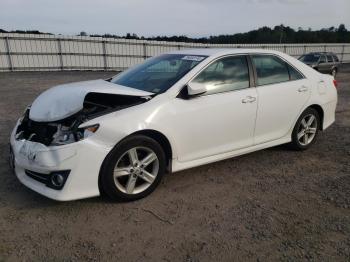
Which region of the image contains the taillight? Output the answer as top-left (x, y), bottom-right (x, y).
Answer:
top-left (333, 79), bottom-right (338, 88)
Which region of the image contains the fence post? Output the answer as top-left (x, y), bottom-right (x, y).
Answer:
top-left (102, 40), bottom-right (107, 70)
top-left (57, 38), bottom-right (64, 70)
top-left (143, 43), bottom-right (147, 60)
top-left (324, 45), bottom-right (326, 52)
top-left (177, 44), bottom-right (181, 50)
top-left (4, 37), bottom-right (13, 71)
top-left (341, 44), bottom-right (345, 63)
top-left (283, 45), bottom-right (287, 53)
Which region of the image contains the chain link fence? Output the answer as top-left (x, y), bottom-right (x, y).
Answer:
top-left (1, 33), bottom-right (349, 72)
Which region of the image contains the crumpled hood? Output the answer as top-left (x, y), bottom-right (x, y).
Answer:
top-left (29, 79), bottom-right (153, 122)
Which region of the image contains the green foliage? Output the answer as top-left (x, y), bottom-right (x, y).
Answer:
top-left (142, 24), bottom-right (349, 44)
top-left (0, 29), bottom-right (52, 35)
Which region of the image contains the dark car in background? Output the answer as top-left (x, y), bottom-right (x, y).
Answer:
top-left (298, 52), bottom-right (340, 77)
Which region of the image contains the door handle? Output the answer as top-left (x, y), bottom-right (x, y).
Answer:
top-left (298, 86), bottom-right (308, 92)
top-left (242, 96), bottom-right (256, 103)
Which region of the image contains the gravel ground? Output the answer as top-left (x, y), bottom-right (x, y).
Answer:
top-left (0, 69), bottom-right (349, 262)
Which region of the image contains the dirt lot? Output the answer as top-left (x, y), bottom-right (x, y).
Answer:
top-left (0, 69), bottom-right (349, 262)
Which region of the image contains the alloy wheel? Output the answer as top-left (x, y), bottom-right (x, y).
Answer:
top-left (113, 147), bottom-right (159, 194)
top-left (297, 114), bottom-right (318, 146)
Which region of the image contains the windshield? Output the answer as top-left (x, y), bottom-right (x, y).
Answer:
top-left (111, 54), bottom-right (207, 94)
top-left (299, 54), bottom-right (320, 63)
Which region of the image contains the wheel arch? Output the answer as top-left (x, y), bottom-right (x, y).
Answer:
top-left (98, 129), bottom-right (174, 196)
top-left (129, 129), bottom-right (173, 164)
top-left (308, 104), bottom-right (324, 130)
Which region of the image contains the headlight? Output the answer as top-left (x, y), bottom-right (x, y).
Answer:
top-left (77, 124), bottom-right (100, 140)
top-left (51, 124), bottom-right (99, 145)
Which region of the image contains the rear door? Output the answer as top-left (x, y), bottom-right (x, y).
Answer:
top-left (317, 54), bottom-right (328, 73)
top-left (251, 54), bottom-right (311, 144)
top-left (325, 54), bottom-right (334, 73)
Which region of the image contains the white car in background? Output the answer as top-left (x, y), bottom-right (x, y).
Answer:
top-left (10, 48), bottom-right (337, 201)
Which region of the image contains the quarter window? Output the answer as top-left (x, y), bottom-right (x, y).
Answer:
top-left (326, 55), bottom-right (333, 63)
top-left (191, 56), bottom-right (250, 95)
top-left (252, 55), bottom-right (290, 86)
top-left (288, 65), bottom-right (304, 80)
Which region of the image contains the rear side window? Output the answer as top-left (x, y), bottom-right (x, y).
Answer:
top-left (192, 56), bottom-right (250, 95)
top-left (326, 55), bottom-right (333, 63)
top-left (288, 65), bottom-right (304, 80)
top-left (252, 55), bottom-right (289, 86)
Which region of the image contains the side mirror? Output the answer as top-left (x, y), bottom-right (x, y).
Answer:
top-left (187, 82), bottom-right (207, 96)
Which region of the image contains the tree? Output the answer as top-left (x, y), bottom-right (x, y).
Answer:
top-left (337, 24), bottom-right (347, 33)
top-left (1, 25), bottom-right (349, 44)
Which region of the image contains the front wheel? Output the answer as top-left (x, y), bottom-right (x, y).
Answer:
top-left (289, 108), bottom-right (320, 150)
top-left (100, 135), bottom-right (166, 201)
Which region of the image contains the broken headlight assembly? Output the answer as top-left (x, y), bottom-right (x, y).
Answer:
top-left (51, 124), bottom-right (100, 145)
top-left (16, 107), bottom-right (100, 146)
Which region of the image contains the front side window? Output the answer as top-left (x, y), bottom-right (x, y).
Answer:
top-left (252, 55), bottom-right (290, 86)
top-left (111, 54), bottom-right (207, 94)
top-left (191, 56), bottom-right (250, 95)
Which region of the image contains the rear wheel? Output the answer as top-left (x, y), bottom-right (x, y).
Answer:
top-left (289, 108), bottom-right (320, 150)
top-left (100, 135), bottom-right (166, 201)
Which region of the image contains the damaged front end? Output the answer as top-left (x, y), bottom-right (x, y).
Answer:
top-left (15, 93), bottom-right (151, 146)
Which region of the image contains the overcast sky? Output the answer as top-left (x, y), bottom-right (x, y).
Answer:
top-left (0, 0), bottom-right (349, 37)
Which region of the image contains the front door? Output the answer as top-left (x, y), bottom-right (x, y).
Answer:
top-left (170, 55), bottom-right (258, 162)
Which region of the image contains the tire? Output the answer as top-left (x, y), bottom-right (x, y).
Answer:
top-left (100, 135), bottom-right (166, 201)
top-left (331, 68), bottom-right (337, 78)
top-left (289, 108), bottom-right (320, 151)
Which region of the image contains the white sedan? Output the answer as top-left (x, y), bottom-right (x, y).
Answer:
top-left (10, 48), bottom-right (337, 201)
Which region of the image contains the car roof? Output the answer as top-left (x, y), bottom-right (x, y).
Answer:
top-left (306, 52), bottom-right (337, 55)
top-left (167, 48), bottom-right (284, 57)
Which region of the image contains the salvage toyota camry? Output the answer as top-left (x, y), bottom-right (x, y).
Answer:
top-left (10, 49), bottom-right (337, 201)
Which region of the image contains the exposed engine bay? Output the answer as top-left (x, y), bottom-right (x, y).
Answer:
top-left (15, 93), bottom-right (151, 146)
